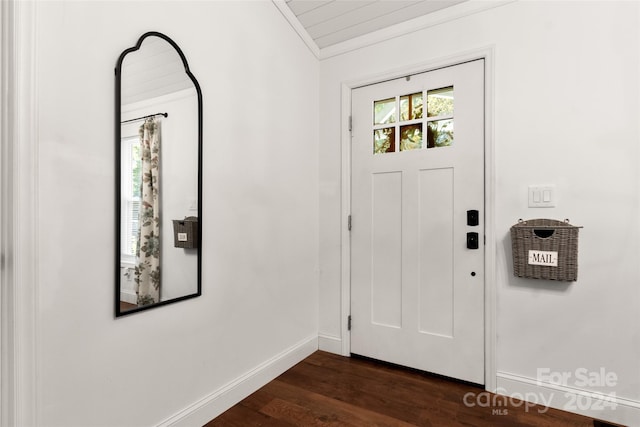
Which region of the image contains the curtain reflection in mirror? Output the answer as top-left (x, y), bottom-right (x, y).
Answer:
top-left (134, 117), bottom-right (161, 305)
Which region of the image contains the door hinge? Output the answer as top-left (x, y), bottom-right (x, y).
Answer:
top-left (348, 115), bottom-right (352, 133)
top-left (347, 315), bottom-right (352, 331)
top-left (348, 215), bottom-right (352, 231)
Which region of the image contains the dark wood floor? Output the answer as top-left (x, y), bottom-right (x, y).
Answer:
top-left (205, 351), bottom-right (617, 427)
top-left (119, 301), bottom-right (137, 311)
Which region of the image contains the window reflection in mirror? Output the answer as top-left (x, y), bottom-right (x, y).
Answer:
top-left (116, 32), bottom-right (202, 316)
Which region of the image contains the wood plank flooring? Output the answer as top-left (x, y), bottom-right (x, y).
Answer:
top-left (119, 301), bottom-right (137, 311)
top-left (205, 351), bottom-right (619, 427)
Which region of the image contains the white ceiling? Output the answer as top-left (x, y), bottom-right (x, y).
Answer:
top-left (283, 0), bottom-right (468, 49)
top-left (120, 36), bottom-right (194, 107)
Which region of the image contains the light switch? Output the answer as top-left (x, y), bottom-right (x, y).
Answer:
top-left (528, 185), bottom-right (556, 208)
top-left (533, 190), bottom-right (541, 203)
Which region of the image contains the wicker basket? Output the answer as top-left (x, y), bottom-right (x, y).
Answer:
top-left (172, 216), bottom-right (199, 249)
top-left (510, 219), bottom-right (581, 282)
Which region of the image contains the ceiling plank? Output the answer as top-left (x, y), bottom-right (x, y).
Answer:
top-left (313, 0), bottom-right (465, 48)
top-left (306, 1), bottom-right (421, 39)
top-left (287, 0), bottom-right (334, 16)
top-left (297, 1), bottom-right (376, 28)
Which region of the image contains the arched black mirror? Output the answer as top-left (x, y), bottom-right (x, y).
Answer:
top-left (115, 32), bottom-right (202, 316)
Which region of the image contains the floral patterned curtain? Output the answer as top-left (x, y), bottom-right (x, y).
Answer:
top-left (134, 118), bottom-right (161, 306)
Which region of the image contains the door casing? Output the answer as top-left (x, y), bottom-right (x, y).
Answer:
top-left (337, 48), bottom-right (497, 392)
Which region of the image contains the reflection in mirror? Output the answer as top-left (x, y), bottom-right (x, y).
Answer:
top-left (115, 32), bottom-right (202, 316)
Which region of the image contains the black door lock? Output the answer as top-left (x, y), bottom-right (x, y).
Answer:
top-left (467, 232), bottom-right (479, 249)
top-left (467, 210), bottom-right (479, 226)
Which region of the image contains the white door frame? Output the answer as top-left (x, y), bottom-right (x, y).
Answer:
top-left (339, 47), bottom-right (497, 392)
top-left (1, 1), bottom-right (39, 425)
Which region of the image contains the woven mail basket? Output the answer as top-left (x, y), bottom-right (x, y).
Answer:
top-left (172, 216), bottom-right (199, 249)
top-left (510, 219), bottom-right (581, 282)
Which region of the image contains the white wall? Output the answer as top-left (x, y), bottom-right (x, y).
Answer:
top-left (35, 1), bottom-right (318, 425)
top-left (319, 1), bottom-right (640, 424)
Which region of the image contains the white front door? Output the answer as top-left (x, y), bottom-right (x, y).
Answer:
top-left (350, 60), bottom-right (485, 384)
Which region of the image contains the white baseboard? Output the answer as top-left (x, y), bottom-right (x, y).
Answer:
top-left (119, 290), bottom-right (137, 304)
top-left (318, 333), bottom-right (343, 354)
top-left (496, 371), bottom-right (640, 426)
top-left (156, 334), bottom-right (318, 427)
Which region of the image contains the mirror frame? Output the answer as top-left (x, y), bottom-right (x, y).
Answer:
top-left (115, 31), bottom-right (203, 317)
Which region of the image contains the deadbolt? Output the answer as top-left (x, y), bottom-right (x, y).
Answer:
top-left (467, 232), bottom-right (479, 250)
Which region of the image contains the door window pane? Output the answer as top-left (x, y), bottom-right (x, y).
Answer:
top-left (400, 92), bottom-right (423, 121)
top-left (374, 98), bottom-right (396, 125)
top-left (427, 86), bottom-right (454, 117)
top-left (371, 85), bottom-right (454, 155)
top-left (400, 124), bottom-right (422, 151)
top-left (374, 128), bottom-right (395, 154)
top-left (427, 119), bottom-right (454, 148)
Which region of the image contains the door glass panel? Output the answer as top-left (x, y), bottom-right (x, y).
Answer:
top-left (372, 85), bottom-right (455, 154)
top-left (374, 128), bottom-right (395, 154)
top-left (427, 119), bottom-right (454, 148)
top-left (427, 86), bottom-right (454, 117)
top-left (400, 124), bottom-right (422, 151)
top-left (374, 98), bottom-right (396, 125)
top-left (400, 92), bottom-right (423, 121)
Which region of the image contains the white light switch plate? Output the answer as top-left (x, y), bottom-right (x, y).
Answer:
top-left (528, 185), bottom-right (556, 208)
